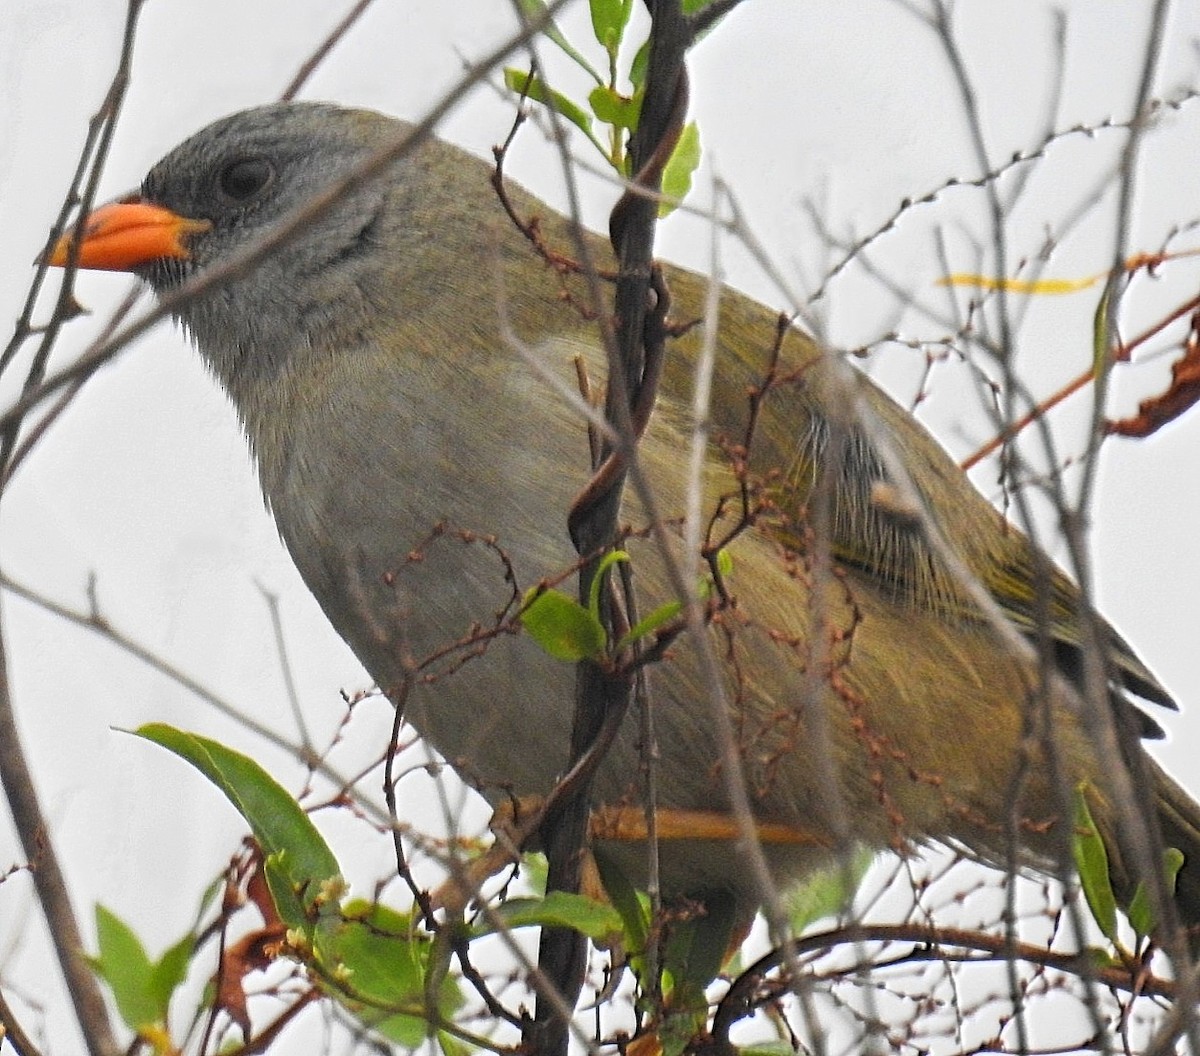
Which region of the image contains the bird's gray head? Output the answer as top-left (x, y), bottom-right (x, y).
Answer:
top-left (117, 102), bottom-right (419, 397)
top-left (137, 102), bottom-right (405, 292)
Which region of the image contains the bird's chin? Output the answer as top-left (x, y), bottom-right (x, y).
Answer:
top-left (143, 256), bottom-right (196, 294)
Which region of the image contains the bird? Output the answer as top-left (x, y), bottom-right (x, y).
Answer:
top-left (48, 101), bottom-right (1200, 943)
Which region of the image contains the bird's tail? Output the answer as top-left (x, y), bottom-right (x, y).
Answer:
top-left (1152, 761), bottom-right (1200, 946)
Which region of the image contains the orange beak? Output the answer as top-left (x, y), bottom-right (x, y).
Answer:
top-left (48, 200), bottom-right (212, 272)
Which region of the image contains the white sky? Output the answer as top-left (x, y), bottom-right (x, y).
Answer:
top-left (4, 1), bottom-right (1200, 1051)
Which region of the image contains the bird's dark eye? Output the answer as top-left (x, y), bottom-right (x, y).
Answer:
top-left (217, 156), bottom-right (274, 202)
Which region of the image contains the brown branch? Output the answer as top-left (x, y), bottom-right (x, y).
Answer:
top-left (0, 5), bottom-right (145, 478)
top-left (961, 281), bottom-right (1200, 471)
top-left (0, 985), bottom-right (42, 1056)
top-left (710, 920), bottom-right (1184, 1045)
top-left (0, 4), bottom-right (153, 1053)
top-left (1107, 307), bottom-right (1200, 438)
top-left (1, 284), bottom-right (143, 489)
top-left (0, 631), bottom-right (119, 1056)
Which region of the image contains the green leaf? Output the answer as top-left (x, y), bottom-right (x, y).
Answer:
top-left (192, 875), bottom-right (225, 930)
top-left (1085, 945), bottom-right (1119, 969)
top-left (629, 39), bottom-right (651, 92)
top-left (263, 853), bottom-right (312, 935)
top-left (91, 905), bottom-right (196, 1038)
top-left (661, 891), bottom-right (735, 1001)
top-left (714, 547), bottom-right (733, 578)
top-left (617, 598), bottom-right (683, 649)
top-left (521, 587), bottom-right (607, 661)
top-left (659, 122), bottom-right (701, 217)
top-left (1072, 785), bottom-right (1118, 942)
top-left (489, 892), bottom-right (624, 942)
top-left (515, 0), bottom-right (603, 83)
top-left (739, 1044), bottom-right (802, 1056)
top-left (438, 1030), bottom-right (474, 1056)
top-left (1127, 846), bottom-right (1186, 940)
top-left (1165, 845), bottom-right (1185, 889)
top-left (588, 85), bottom-right (642, 132)
top-left (503, 68), bottom-right (607, 159)
top-left (590, 0), bottom-right (634, 55)
top-left (785, 847), bottom-right (875, 935)
top-left (1092, 280), bottom-right (1113, 380)
top-left (1128, 883), bottom-right (1152, 942)
top-left (616, 549), bottom-right (732, 650)
top-left (91, 905), bottom-right (162, 1033)
top-left (314, 900), bottom-right (462, 1047)
top-left (521, 851), bottom-right (549, 896)
top-left (657, 894), bottom-right (737, 1056)
top-left (660, 1005), bottom-right (708, 1056)
top-left (135, 724), bottom-right (340, 931)
top-left (592, 845), bottom-right (651, 952)
top-left (147, 931), bottom-right (195, 1016)
top-left (588, 549), bottom-right (631, 619)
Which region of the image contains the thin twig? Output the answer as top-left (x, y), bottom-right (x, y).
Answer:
top-left (255, 582), bottom-right (313, 753)
top-left (0, 3), bottom-right (152, 1051)
top-left (279, 0), bottom-right (379, 100)
top-left (0, 985), bottom-right (42, 1056)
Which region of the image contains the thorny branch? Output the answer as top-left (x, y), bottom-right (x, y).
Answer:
top-left (523, 0), bottom-right (693, 1045)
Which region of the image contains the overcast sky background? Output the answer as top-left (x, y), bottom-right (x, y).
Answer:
top-left (4, 1), bottom-right (1200, 1051)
